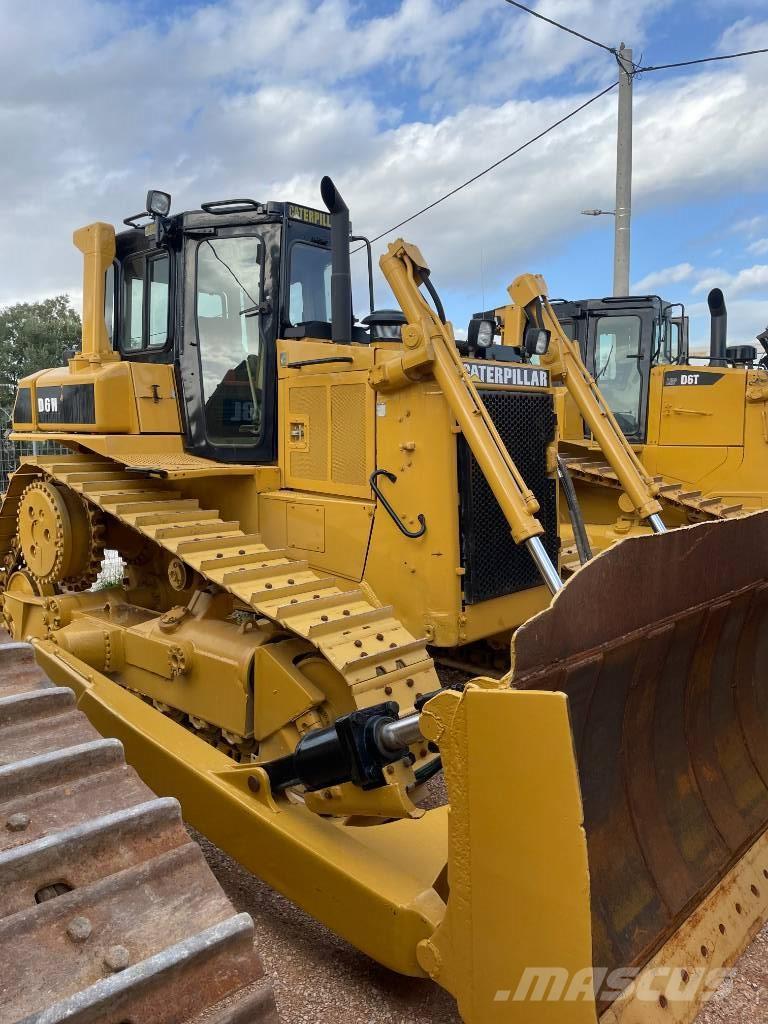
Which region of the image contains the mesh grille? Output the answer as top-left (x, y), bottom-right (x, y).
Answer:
top-left (458, 390), bottom-right (558, 604)
top-left (289, 386), bottom-right (327, 481)
top-left (331, 384), bottom-right (366, 485)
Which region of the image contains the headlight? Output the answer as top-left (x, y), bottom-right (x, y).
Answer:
top-left (524, 326), bottom-right (551, 357)
top-left (467, 317), bottom-right (496, 350)
top-left (146, 189), bottom-right (172, 217)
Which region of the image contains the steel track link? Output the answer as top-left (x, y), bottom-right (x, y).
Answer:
top-left (561, 453), bottom-right (748, 521)
top-left (0, 640), bottom-right (279, 1024)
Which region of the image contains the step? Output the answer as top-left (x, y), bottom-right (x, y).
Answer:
top-left (131, 509), bottom-right (220, 528)
top-left (252, 576), bottom-right (341, 610)
top-left (274, 588), bottom-right (369, 627)
top-left (220, 558), bottom-right (299, 587)
top-left (152, 520), bottom-right (240, 541)
top-left (175, 532), bottom-right (261, 557)
top-left (98, 490), bottom-right (182, 506)
top-left (320, 621), bottom-right (418, 667)
top-left (307, 605), bottom-right (393, 639)
top-left (229, 571), bottom-right (322, 608)
top-left (81, 478), bottom-right (157, 494)
top-left (696, 497), bottom-right (722, 509)
top-left (206, 549), bottom-right (292, 579)
top-left (339, 640), bottom-right (429, 683)
top-left (55, 471), bottom-right (137, 485)
top-left (47, 460), bottom-right (111, 473)
top-left (117, 499), bottom-right (202, 518)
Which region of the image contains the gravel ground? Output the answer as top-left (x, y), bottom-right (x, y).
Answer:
top-left (697, 922), bottom-right (768, 1023)
top-left (197, 828), bottom-right (768, 1023)
top-left (195, 831), bottom-right (460, 1024)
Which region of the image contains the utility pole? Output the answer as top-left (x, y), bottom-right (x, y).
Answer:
top-left (613, 44), bottom-right (633, 296)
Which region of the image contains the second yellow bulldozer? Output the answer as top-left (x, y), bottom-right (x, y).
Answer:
top-left (549, 287), bottom-right (768, 550)
top-left (3, 178), bottom-right (768, 1024)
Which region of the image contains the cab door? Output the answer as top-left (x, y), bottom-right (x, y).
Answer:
top-left (178, 223), bottom-right (281, 464)
top-left (586, 310), bottom-right (654, 441)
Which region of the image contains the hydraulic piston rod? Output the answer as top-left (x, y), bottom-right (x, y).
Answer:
top-left (648, 513), bottom-right (667, 534)
top-left (525, 536), bottom-right (564, 594)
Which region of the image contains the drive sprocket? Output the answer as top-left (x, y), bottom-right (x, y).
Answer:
top-left (17, 479), bottom-right (104, 588)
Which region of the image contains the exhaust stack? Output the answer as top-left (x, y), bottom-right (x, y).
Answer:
top-left (320, 176), bottom-right (352, 344)
top-left (708, 287), bottom-right (728, 366)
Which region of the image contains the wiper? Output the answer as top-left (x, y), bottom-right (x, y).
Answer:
top-left (595, 341), bottom-right (614, 380)
top-left (240, 301), bottom-right (271, 318)
top-left (204, 241), bottom-right (259, 306)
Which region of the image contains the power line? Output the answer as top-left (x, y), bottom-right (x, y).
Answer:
top-left (357, 6), bottom-right (768, 250)
top-left (502, 0), bottom-right (615, 54)
top-left (364, 80), bottom-right (618, 245)
top-left (637, 47), bottom-right (768, 74)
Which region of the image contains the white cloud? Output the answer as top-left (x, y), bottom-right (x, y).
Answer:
top-left (693, 264), bottom-right (768, 296)
top-left (748, 238), bottom-right (768, 255)
top-left (631, 262), bottom-right (694, 293)
top-left (687, 297), bottom-right (768, 355)
top-left (2, 0), bottom-right (768, 321)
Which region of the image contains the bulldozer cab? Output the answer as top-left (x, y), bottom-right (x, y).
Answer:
top-left (552, 295), bottom-right (687, 442)
top-left (108, 197), bottom-right (347, 464)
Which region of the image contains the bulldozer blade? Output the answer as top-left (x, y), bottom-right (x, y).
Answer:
top-left (508, 511), bottom-right (768, 1017)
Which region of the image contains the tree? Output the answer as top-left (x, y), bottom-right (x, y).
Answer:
top-left (0, 296), bottom-right (81, 421)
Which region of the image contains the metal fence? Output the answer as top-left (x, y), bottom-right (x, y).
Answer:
top-left (0, 409), bottom-right (68, 492)
top-left (0, 411), bottom-right (124, 589)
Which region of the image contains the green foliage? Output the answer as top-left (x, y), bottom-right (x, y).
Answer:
top-left (0, 296), bottom-right (81, 421)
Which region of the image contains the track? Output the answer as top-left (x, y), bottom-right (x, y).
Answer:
top-left (0, 639), bottom-right (278, 1024)
top-left (561, 451), bottom-right (747, 521)
top-left (3, 453), bottom-right (440, 709)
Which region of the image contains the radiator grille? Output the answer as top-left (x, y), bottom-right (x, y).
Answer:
top-left (331, 384), bottom-right (366, 485)
top-left (458, 389), bottom-right (558, 604)
top-left (289, 385), bottom-right (327, 481)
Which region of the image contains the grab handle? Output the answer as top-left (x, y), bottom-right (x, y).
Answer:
top-left (370, 470), bottom-right (426, 539)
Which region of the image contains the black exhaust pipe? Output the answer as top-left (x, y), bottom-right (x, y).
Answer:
top-left (320, 176), bottom-right (352, 344)
top-left (708, 287), bottom-right (728, 366)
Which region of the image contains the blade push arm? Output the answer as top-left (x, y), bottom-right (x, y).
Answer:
top-left (375, 240), bottom-right (562, 594)
top-left (508, 274), bottom-right (665, 531)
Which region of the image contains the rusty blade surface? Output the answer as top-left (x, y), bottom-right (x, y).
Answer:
top-left (509, 513), bottom-right (768, 997)
top-left (0, 643), bottom-right (279, 1024)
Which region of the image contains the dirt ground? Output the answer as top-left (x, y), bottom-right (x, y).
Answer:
top-left (197, 830), bottom-right (768, 1023)
top-left (697, 922), bottom-right (768, 1023)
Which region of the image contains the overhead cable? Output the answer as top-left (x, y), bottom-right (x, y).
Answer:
top-left (637, 47), bottom-right (768, 73)
top-left (364, 80), bottom-right (618, 245)
top-left (502, 0), bottom-right (616, 54)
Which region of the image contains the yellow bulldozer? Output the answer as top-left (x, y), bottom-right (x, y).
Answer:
top-left (2, 178), bottom-right (768, 1024)
top-left (544, 288), bottom-right (768, 553)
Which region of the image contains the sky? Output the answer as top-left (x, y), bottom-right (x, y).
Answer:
top-left (3, 0), bottom-right (768, 355)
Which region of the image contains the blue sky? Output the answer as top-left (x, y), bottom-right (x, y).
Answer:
top-left (2, 0), bottom-right (768, 354)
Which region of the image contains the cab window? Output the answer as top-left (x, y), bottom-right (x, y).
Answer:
top-left (104, 264), bottom-right (115, 344)
top-left (196, 236), bottom-right (264, 445)
top-left (120, 252), bottom-right (170, 351)
top-left (654, 319), bottom-right (680, 365)
top-left (148, 256), bottom-right (169, 347)
top-left (289, 243), bottom-right (332, 324)
top-left (595, 315), bottom-right (642, 436)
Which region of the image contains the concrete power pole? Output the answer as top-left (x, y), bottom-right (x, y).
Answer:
top-left (613, 44), bottom-right (633, 296)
